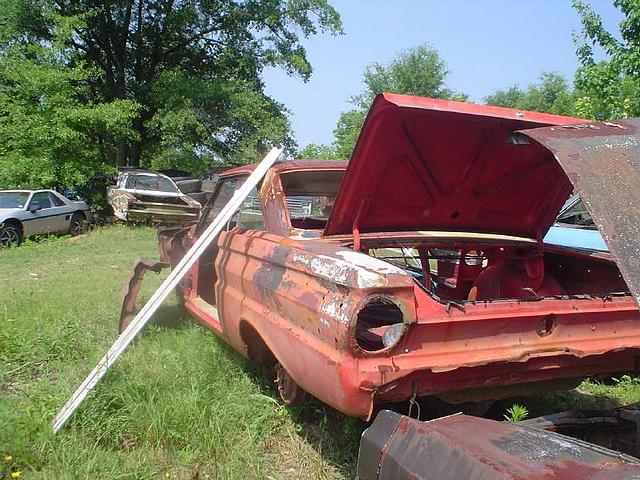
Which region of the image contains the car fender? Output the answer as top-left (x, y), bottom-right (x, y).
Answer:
top-left (0, 218), bottom-right (24, 237)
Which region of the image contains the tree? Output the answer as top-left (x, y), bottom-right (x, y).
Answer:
top-left (572, 0), bottom-right (640, 120)
top-left (334, 44), bottom-right (467, 158)
top-left (297, 143), bottom-right (338, 159)
top-left (298, 44), bottom-right (467, 160)
top-left (484, 72), bottom-right (575, 116)
top-left (351, 44), bottom-right (467, 111)
top-left (332, 109), bottom-right (365, 159)
top-left (1, 0), bottom-right (343, 175)
top-left (0, 6), bottom-right (139, 190)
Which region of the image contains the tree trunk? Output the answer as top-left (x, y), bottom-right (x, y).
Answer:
top-left (129, 140), bottom-right (141, 167)
top-left (116, 142), bottom-right (128, 167)
top-left (128, 116), bottom-right (145, 167)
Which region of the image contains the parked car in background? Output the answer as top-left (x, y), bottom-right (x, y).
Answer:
top-left (108, 170), bottom-right (202, 225)
top-left (151, 94), bottom-right (640, 419)
top-left (556, 192), bottom-right (594, 227)
top-left (0, 190), bottom-right (92, 247)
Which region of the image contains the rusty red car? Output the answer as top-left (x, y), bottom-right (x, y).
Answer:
top-left (152, 93), bottom-right (640, 420)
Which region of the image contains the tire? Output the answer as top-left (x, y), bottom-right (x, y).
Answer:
top-left (175, 179), bottom-right (202, 194)
top-left (275, 362), bottom-right (307, 406)
top-left (0, 223), bottom-right (22, 247)
top-left (68, 212), bottom-right (87, 236)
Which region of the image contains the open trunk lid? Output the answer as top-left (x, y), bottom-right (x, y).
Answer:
top-left (523, 119), bottom-right (640, 307)
top-left (324, 93), bottom-right (585, 239)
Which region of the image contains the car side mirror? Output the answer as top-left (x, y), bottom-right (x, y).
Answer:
top-left (29, 206), bottom-right (40, 213)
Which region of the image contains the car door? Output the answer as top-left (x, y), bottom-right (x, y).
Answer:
top-left (24, 192), bottom-right (60, 235)
top-left (195, 175), bottom-right (247, 305)
top-left (47, 192), bottom-right (73, 232)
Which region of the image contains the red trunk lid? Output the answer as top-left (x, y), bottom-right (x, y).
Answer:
top-left (324, 93), bottom-right (585, 239)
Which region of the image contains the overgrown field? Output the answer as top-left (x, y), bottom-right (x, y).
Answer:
top-left (2, 225), bottom-right (640, 479)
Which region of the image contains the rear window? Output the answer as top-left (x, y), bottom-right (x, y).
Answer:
top-left (125, 175), bottom-right (178, 193)
top-left (280, 170), bottom-right (344, 223)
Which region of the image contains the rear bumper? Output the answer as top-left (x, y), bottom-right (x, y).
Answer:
top-left (369, 350), bottom-right (640, 404)
top-left (126, 205), bottom-right (200, 224)
top-left (340, 299), bottom-right (640, 416)
top-left (185, 277), bottom-right (640, 419)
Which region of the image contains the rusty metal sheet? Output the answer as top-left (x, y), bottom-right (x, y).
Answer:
top-left (523, 120), bottom-right (640, 308)
top-left (519, 402), bottom-right (640, 457)
top-left (358, 410), bottom-right (640, 480)
top-left (118, 258), bottom-right (169, 333)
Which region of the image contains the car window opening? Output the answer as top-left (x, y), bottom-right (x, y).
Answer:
top-left (125, 175), bottom-right (178, 193)
top-left (281, 170), bottom-right (345, 230)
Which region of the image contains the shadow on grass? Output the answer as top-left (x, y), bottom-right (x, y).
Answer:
top-left (216, 347), bottom-right (362, 477)
top-left (487, 382), bottom-right (628, 420)
top-left (150, 304), bottom-right (193, 330)
top-left (153, 311), bottom-right (637, 477)
top-left (208, 338), bottom-right (639, 478)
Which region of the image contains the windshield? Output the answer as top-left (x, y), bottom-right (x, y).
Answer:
top-left (0, 192), bottom-right (30, 208)
top-left (125, 175), bottom-right (178, 193)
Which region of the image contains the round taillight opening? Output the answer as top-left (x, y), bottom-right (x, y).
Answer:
top-left (354, 300), bottom-right (405, 352)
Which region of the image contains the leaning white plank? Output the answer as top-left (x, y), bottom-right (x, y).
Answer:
top-left (53, 147), bottom-right (283, 433)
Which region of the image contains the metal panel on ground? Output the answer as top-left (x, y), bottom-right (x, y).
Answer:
top-left (358, 410), bottom-right (640, 479)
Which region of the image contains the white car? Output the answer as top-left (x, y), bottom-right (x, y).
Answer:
top-left (0, 190), bottom-right (93, 247)
top-left (107, 171), bottom-right (201, 224)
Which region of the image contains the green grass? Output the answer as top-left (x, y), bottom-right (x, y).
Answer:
top-left (503, 375), bottom-right (640, 420)
top-left (0, 225), bottom-right (359, 479)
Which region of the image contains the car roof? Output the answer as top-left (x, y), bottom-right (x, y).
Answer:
top-left (1, 190), bottom-right (68, 197)
top-left (124, 171), bottom-right (168, 177)
top-left (221, 159), bottom-right (348, 177)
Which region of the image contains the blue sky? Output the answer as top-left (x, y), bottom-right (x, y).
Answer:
top-left (262, 0), bottom-right (623, 148)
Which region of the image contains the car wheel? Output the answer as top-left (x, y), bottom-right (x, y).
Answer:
top-left (68, 212), bottom-right (87, 236)
top-left (0, 224), bottom-right (22, 247)
top-left (275, 362), bottom-right (307, 406)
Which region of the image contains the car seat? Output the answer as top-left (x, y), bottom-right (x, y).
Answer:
top-left (468, 253), bottom-right (564, 301)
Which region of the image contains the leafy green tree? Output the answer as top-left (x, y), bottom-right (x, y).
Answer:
top-left (572, 0), bottom-right (640, 120)
top-left (296, 143), bottom-right (338, 159)
top-left (0, 9), bottom-right (139, 190)
top-left (1, 0), bottom-right (343, 175)
top-left (332, 109), bottom-right (365, 159)
top-left (351, 44), bottom-right (467, 110)
top-left (305, 44), bottom-right (467, 160)
top-left (484, 72), bottom-right (575, 116)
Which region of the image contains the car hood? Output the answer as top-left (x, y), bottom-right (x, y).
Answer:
top-left (0, 208), bottom-right (23, 220)
top-left (324, 93), bottom-right (585, 239)
top-left (523, 118), bottom-right (640, 308)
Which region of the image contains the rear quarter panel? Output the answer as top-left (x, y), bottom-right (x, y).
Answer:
top-left (213, 229), bottom-right (415, 415)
